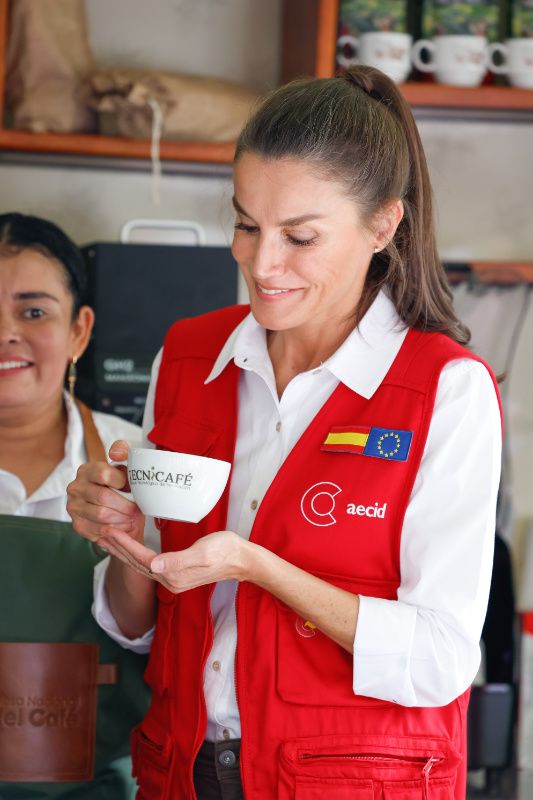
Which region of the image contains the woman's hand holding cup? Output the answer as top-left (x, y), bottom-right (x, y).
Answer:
top-left (66, 439), bottom-right (146, 547)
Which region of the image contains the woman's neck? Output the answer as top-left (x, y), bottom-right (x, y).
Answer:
top-left (267, 316), bottom-right (356, 398)
top-left (0, 395), bottom-right (68, 496)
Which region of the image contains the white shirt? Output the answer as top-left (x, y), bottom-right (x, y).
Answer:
top-left (93, 290), bottom-right (501, 740)
top-left (0, 393), bottom-right (141, 520)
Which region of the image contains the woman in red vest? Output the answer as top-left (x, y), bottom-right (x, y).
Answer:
top-left (68, 66), bottom-right (502, 800)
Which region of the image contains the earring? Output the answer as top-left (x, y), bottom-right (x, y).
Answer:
top-left (68, 356), bottom-right (78, 399)
top-left (373, 247), bottom-right (381, 254)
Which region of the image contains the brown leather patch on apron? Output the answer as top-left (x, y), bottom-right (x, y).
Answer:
top-left (0, 642), bottom-right (115, 782)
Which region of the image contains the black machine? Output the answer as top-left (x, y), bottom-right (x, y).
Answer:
top-left (78, 242), bottom-right (239, 424)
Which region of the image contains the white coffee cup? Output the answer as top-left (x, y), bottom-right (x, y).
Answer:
top-left (487, 38), bottom-right (533, 88)
top-left (117, 447), bottom-right (231, 523)
top-left (337, 32), bottom-right (413, 83)
top-left (412, 35), bottom-right (489, 87)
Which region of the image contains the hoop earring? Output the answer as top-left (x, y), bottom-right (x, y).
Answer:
top-left (68, 356), bottom-right (78, 399)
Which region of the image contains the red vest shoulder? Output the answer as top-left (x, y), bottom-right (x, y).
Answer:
top-left (162, 305), bottom-right (250, 362)
top-left (387, 329), bottom-right (487, 388)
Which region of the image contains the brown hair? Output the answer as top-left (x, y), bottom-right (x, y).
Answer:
top-left (235, 66), bottom-right (469, 345)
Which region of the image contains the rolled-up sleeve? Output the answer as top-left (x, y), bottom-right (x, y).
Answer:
top-left (92, 555), bottom-right (155, 653)
top-left (353, 358), bottom-right (502, 706)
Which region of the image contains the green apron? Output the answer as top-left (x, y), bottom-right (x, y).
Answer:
top-left (0, 517), bottom-right (150, 799)
top-left (0, 403), bottom-right (150, 799)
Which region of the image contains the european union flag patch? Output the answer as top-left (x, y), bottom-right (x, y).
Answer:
top-left (321, 426), bottom-right (413, 462)
top-left (364, 427), bottom-right (413, 461)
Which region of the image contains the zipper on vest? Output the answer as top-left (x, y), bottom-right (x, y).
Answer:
top-left (422, 756), bottom-right (441, 800)
top-left (299, 751), bottom-right (443, 795)
top-left (300, 752), bottom-right (441, 762)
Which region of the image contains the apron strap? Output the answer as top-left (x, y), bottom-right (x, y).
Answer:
top-left (75, 398), bottom-right (108, 463)
top-left (73, 400), bottom-right (119, 689)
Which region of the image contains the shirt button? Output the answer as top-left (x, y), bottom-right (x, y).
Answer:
top-left (223, 729), bottom-right (230, 740)
top-left (218, 749), bottom-right (237, 768)
top-left (212, 660), bottom-right (221, 672)
top-left (275, 420), bottom-right (282, 432)
top-left (250, 499), bottom-right (258, 511)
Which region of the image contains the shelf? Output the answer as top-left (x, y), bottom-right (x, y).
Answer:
top-left (1, 82), bottom-right (531, 166)
top-left (1, 0), bottom-right (533, 167)
top-left (400, 82), bottom-right (533, 112)
top-left (446, 261), bottom-right (533, 285)
top-left (0, 129), bottom-right (236, 164)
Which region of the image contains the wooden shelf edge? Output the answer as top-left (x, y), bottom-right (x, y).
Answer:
top-left (446, 261), bottom-right (533, 284)
top-left (0, 83), bottom-right (532, 166)
top-left (401, 82), bottom-right (533, 111)
top-left (0, 130), bottom-right (236, 164)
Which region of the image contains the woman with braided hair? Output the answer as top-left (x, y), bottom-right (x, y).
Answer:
top-left (68, 66), bottom-right (501, 799)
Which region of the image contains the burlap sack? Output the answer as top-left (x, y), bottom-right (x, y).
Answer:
top-left (6, 0), bottom-right (96, 133)
top-left (86, 69), bottom-right (258, 142)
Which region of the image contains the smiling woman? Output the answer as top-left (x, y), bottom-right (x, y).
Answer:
top-left (66, 66), bottom-right (502, 800)
top-left (231, 154), bottom-right (403, 395)
top-left (0, 213), bottom-right (150, 798)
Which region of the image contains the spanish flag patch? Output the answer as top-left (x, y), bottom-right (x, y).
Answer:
top-left (321, 426), bottom-right (413, 462)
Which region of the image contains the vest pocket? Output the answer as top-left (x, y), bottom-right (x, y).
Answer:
top-left (280, 734), bottom-right (457, 800)
top-left (131, 721), bottom-right (172, 799)
top-left (383, 778), bottom-right (454, 798)
top-left (148, 413), bottom-right (220, 457)
top-left (143, 583), bottom-right (176, 695)
top-left (275, 575), bottom-right (397, 708)
top-left (295, 779), bottom-right (374, 798)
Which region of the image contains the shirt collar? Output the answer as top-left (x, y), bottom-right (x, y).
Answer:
top-left (205, 290), bottom-right (408, 399)
top-left (26, 391), bottom-right (85, 504)
top-left (326, 290), bottom-right (408, 398)
top-left (205, 313), bottom-right (267, 384)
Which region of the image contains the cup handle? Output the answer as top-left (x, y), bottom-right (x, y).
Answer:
top-left (487, 42), bottom-right (508, 74)
top-left (109, 459), bottom-right (134, 500)
top-left (337, 34), bottom-right (359, 69)
top-left (412, 39), bottom-right (436, 73)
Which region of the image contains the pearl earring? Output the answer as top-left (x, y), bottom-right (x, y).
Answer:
top-left (373, 247), bottom-right (380, 254)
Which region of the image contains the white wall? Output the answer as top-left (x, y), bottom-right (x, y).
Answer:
top-left (85, 0), bottom-right (282, 93)
top-left (0, 163), bottom-right (235, 246)
top-left (2, 0), bottom-right (533, 544)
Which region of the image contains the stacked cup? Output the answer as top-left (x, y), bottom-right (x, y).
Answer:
top-left (488, 38), bottom-right (533, 88)
top-left (410, 0), bottom-right (533, 88)
top-left (411, 0), bottom-right (498, 85)
top-left (336, 0), bottom-right (413, 84)
top-left (336, 0), bottom-right (533, 87)
top-left (337, 32), bottom-right (413, 84)
top-left (412, 35), bottom-right (492, 87)
top-left (411, 35), bottom-right (533, 88)
top-left (487, 0), bottom-right (533, 88)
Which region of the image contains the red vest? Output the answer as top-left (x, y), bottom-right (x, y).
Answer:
top-left (131, 305), bottom-right (501, 800)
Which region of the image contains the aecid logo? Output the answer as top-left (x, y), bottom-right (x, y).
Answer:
top-left (300, 482), bottom-right (387, 527)
top-left (300, 482), bottom-right (341, 527)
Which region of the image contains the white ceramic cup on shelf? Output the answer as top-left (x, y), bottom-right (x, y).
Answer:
top-left (115, 447), bottom-right (231, 523)
top-left (487, 38), bottom-right (533, 88)
top-left (337, 32), bottom-right (413, 83)
top-left (411, 35), bottom-right (489, 87)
